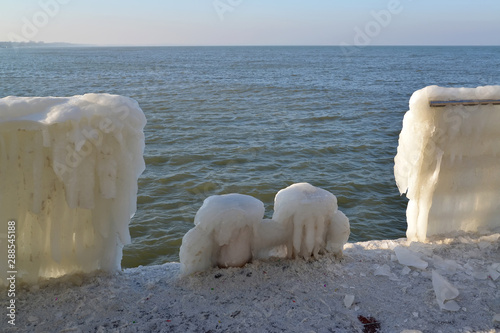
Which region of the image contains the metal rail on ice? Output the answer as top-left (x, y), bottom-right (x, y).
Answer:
top-left (430, 99), bottom-right (500, 107)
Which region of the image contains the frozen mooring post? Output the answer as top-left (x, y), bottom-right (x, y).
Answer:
top-left (0, 95), bottom-right (146, 285)
top-left (394, 85), bottom-right (500, 241)
top-left (180, 183), bottom-right (350, 276)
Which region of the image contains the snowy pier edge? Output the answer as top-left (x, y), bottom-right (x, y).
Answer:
top-left (6, 232), bottom-right (499, 333)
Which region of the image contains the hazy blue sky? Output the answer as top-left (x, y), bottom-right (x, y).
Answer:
top-left (1, 0), bottom-right (499, 46)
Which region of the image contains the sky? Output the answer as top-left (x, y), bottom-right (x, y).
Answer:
top-left (1, 0), bottom-right (499, 46)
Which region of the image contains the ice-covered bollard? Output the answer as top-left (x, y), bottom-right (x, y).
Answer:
top-left (179, 194), bottom-right (286, 276)
top-left (0, 94), bottom-right (146, 285)
top-left (272, 183), bottom-right (350, 259)
top-left (394, 85), bottom-right (500, 241)
top-left (180, 184), bottom-right (349, 275)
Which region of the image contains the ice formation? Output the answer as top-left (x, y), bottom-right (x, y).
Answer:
top-left (272, 183), bottom-right (350, 259)
top-left (394, 246), bottom-right (428, 270)
top-left (394, 85), bottom-right (500, 241)
top-left (0, 94), bottom-right (146, 285)
top-left (374, 264), bottom-right (392, 277)
top-left (180, 183), bottom-right (350, 276)
top-left (431, 270), bottom-right (460, 311)
top-left (179, 194), bottom-right (284, 276)
top-left (344, 294), bottom-right (355, 308)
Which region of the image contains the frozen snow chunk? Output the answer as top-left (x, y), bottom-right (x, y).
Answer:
top-left (344, 294), bottom-right (355, 308)
top-left (432, 255), bottom-right (461, 274)
top-left (180, 194), bottom-right (287, 276)
top-left (401, 266), bottom-right (411, 275)
top-left (0, 94), bottom-right (146, 286)
top-left (487, 298), bottom-right (500, 313)
top-left (272, 183), bottom-right (350, 259)
top-left (432, 270), bottom-right (460, 311)
top-left (374, 264), bottom-right (392, 277)
top-left (472, 270), bottom-right (488, 280)
top-left (487, 263), bottom-right (500, 281)
top-left (394, 246), bottom-right (428, 270)
top-left (394, 85), bottom-right (500, 241)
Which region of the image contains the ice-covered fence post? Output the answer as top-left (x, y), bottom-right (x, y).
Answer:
top-left (0, 94), bottom-right (146, 285)
top-left (394, 85), bottom-right (500, 241)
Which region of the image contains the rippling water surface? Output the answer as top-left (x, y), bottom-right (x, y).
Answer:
top-left (1, 46), bottom-right (499, 268)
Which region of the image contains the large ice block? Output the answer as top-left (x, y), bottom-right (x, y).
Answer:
top-left (0, 94), bottom-right (146, 285)
top-left (394, 86), bottom-right (500, 241)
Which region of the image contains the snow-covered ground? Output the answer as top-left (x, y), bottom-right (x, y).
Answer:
top-left (4, 232), bottom-right (499, 333)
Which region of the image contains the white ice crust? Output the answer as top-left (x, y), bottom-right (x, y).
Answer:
top-left (179, 194), bottom-right (270, 276)
top-left (0, 94), bottom-right (146, 285)
top-left (394, 85), bottom-right (500, 241)
top-left (273, 182), bottom-right (350, 259)
top-left (180, 183), bottom-right (350, 276)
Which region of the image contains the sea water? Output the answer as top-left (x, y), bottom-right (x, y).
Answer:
top-left (1, 46), bottom-right (499, 267)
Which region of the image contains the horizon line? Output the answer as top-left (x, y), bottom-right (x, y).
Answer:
top-left (2, 41), bottom-right (500, 48)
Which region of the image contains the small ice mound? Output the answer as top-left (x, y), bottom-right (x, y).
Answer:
top-left (180, 194), bottom-right (277, 276)
top-left (272, 183), bottom-right (350, 259)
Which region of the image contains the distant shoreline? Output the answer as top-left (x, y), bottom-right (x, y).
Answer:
top-left (1, 42), bottom-right (499, 49)
top-left (0, 41), bottom-right (87, 48)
